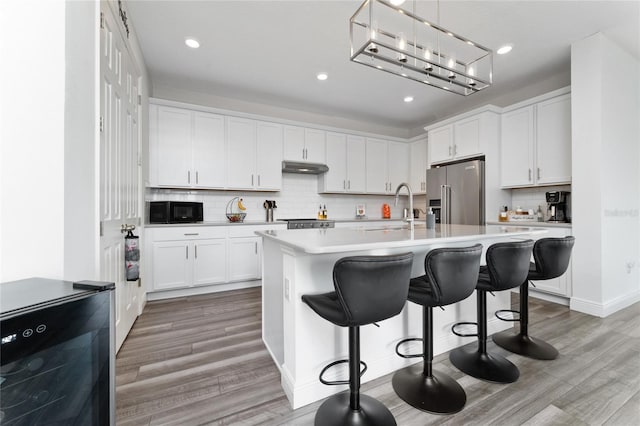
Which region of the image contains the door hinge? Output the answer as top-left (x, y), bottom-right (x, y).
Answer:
top-left (99, 116), bottom-right (104, 133)
top-left (99, 221), bottom-right (104, 237)
top-left (100, 12), bottom-right (104, 29)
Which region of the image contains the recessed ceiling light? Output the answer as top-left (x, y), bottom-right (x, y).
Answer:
top-left (185, 38), bottom-right (200, 49)
top-left (317, 72), bottom-right (328, 81)
top-left (390, 0), bottom-right (406, 5)
top-left (497, 44), bottom-right (513, 55)
top-left (404, 96), bottom-right (414, 103)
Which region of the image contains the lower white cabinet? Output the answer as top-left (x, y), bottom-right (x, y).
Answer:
top-left (146, 224), bottom-right (284, 293)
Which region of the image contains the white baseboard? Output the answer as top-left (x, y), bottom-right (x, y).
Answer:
top-left (146, 280), bottom-right (261, 301)
top-left (570, 290), bottom-right (640, 317)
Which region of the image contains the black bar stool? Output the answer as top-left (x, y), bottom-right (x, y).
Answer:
top-left (449, 240), bottom-right (534, 384)
top-left (493, 236), bottom-right (575, 360)
top-left (392, 244), bottom-right (482, 414)
top-left (302, 252), bottom-right (414, 426)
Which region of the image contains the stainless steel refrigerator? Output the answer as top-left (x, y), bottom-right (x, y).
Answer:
top-left (426, 159), bottom-right (485, 225)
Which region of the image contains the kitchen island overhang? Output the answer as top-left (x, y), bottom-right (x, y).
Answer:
top-left (257, 224), bottom-right (546, 409)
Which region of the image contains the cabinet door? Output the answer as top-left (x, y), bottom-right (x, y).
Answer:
top-left (193, 112), bottom-right (225, 188)
top-left (388, 141), bottom-right (409, 191)
top-left (283, 126), bottom-right (305, 161)
top-left (192, 239), bottom-right (227, 286)
top-left (410, 139), bottom-right (427, 193)
top-left (454, 117), bottom-right (481, 158)
top-left (156, 106), bottom-right (192, 186)
top-left (256, 122), bottom-right (283, 190)
top-left (226, 117), bottom-right (256, 189)
top-left (304, 128), bottom-right (326, 163)
top-left (324, 132), bottom-right (347, 192)
top-left (501, 106), bottom-right (535, 187)
top-left (366, 138), bottom-right (388, 194)
top-left (228, 237), bottom-right (261, 281)
top-left (428, 125), bottom-right (453, 164)
top-left (152, 241), bottom-right (190, 290)
top-left (536, 95), bottom-right (571, 185)
top-left (346, 135), bottom-right (366, 193)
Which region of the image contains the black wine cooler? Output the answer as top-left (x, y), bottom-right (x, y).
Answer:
top-left (0, 278), bottom-right (115, 425)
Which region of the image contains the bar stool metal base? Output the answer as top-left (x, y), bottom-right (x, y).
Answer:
top-left (492, 331), bottom-right (559, 360)
top-left (392, 364), bottom-right (466, 414)
top-left (449, 347), bottom-right (519, 384)
top-left (314, 392), bottom-right (396, 426)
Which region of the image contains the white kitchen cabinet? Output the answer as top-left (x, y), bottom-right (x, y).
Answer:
top-left (529, 227), bottom-right (572, 296)
top-left (501, 93), bottom-right (571, 187)
top-left (366, 138), bottom-right (409, 194)
top-left (226, 118), bottom-right (282, 191)
top-left (151, 241), bottom-right (191, 290)
top-left (283, 125), bottom-right (326, 163)
top-left (228, 237), bottom-right (261, 281)
top-left (428, 115), bottom-right (482, 165)
top-left (192, 239), bottom-right (227, 286)
top-left (410, 138), bottom-right (428, 194)
top-left (150, 104), bottom-right (226, 188)
top-left (320, 133), bottom-right (366, 193)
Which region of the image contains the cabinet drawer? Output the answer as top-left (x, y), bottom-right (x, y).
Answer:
top-left (228, 224), bottom-right (286, 238)
top-left (150, 226), bottom-right (227, 241)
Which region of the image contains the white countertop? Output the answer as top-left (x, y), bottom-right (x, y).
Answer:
top-left (145, 220), bottom-right (287, 228)
top-left (486, 221), bottom-right (572, 229)
top-left (257, 223), bottom-right (546, 254)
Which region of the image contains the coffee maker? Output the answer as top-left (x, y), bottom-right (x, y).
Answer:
top-left (546, 191), bottom-right (571, 223)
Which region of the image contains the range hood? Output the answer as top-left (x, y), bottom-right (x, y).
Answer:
top-left (281, 161), bottom-right (329, 174)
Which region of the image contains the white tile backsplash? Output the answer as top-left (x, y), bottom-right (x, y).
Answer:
top-left (509, 185), bottom-right (571, 217)
top-left (147, 174), bottom-right (425, 222)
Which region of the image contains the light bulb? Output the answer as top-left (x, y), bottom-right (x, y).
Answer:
top-left (423, 47), bottom-right (433, 72)
top-left (396, 32), bottom-right (407, 63)
top-left (368, 20), bottom-right (379, 53)
top-left (447, 56), bottom-right (456, 79)
top-left (467, 66), bottom-right (476, 86)
top-left (185, 38), bottom-right (200, 49)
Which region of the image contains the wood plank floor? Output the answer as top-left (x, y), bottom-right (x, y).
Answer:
top-left (116, 288), bottom-right (640, 425)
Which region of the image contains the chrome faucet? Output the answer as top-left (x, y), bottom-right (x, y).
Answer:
top-left (394, 182), bottom-right (413, 223)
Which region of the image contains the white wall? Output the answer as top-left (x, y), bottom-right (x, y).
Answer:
top-left (570, 32), bottom-right (640, 317)
top-left (0, 0), bottom-right (66, 282)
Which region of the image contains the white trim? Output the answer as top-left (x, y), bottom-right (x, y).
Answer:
top-left (512, 288), bottom-right (570, 306)
top-left (146, 279), bottom-right (261, 301)
top-left (500, 86), bottom-right (571, 113)
top-left (423, 105), bottom-right (502, 131)
top-left (570, 289), bottom-right (640, 317)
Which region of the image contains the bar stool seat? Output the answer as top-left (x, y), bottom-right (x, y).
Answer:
top-left (493, 236), bottom-right (575, 360)
top-left (302, 252), bottom-right (414, 426)
top-left (449, 240), bottom-right (534, 384)
top-left (392, 244), bottom-right (482, 414)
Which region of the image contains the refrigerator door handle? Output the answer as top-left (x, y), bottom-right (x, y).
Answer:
top-left (441, 184), bottom-right (452, 225)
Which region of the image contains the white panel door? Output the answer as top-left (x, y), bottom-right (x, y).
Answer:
top-left (324, 132), bottom-right (347, 192)
top-left (304, 128), bottom-right (326, 163)
top-left (536, 95), bottom-right (572, 185)
top-left (366, 138), bottom-right (388, 194)
top-left (428, 125), bottom-right (453, 164)
top-left (256, 121), bottom-right (283, 190)
top-left (152, 242), bottom-right (191, 290)
top-left (156, 106), bottom-right (192, 186)
top-left (100, 5), bottom-right (141, 352)
top-left (283, 125), bottom-right (305, 161)
top-left (192, 239), bottom-right (227, 286)
top-left (501, 106), bottom-right (535, 187)
top-left (410, 139), bottom-right (427, 193)
top-left (193, 111), bottom-right (225, 188)
top-left (346, 135), bottom-right (366, 193)
top-left (454, 117), bottom-right (481, 158)
top-left (228, 237), bottom-right (261, 281)
top-left (226, 117), bottom-right (256, 189)
top-left (388, 141), bottom-right (409, 191)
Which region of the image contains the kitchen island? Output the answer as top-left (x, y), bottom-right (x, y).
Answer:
top-left (257, 223), bottom-right (546, 409)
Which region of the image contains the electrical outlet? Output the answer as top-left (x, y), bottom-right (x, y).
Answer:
top-left (284, 278), bottom-right (290, 301)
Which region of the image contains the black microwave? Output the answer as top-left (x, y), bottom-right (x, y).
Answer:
top-left (148, 201), bottom-right (203, 224)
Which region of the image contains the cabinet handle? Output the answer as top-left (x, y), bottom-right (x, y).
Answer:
top-left (449, 146), bottom-right (452, 156)
top-left (348, 180), bottom-right (351, 190)
top-left (528, 169), bottom-right (532, 181)
top-left (251, 174), bottom-right (254, 186)
top-left (343, 180), bottom-right (346, 189)
top-left (195, 245), bottom-right (198, 259)
top-left (196, 171), bottom-right (199, 184)
top-left (454, 145), bottom-right (457, 155)
top-left (188, 171), bottom-right (191, 184)
top-left (183, 233), bottom-right (199, 236)
top-left (186, 246), bottom-right (188, 259)
top-left (537, 168), bottom-right (541, 180)
top-left (258, 175), bottom-right (261, 187)
top-left (255, 242), bottom-right (258, 254)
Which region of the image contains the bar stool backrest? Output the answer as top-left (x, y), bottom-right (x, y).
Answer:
top-left (485, 240), bottom-right (534, 291)
top-left (425, 244), bottom-right (483, 306)
top-left (333, 252), bottom-right (414, 326)
top-left (532, 237), bottom-right (575, 280)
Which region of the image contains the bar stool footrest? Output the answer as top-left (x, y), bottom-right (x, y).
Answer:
top-left (451, 322), bottom-right (478, 337)
top-left (395, 337), bottom-right (423, 359)
top-left (319, 359), bottom-right (368, 386)
top-left (495, 309), bottom-right (520, 322)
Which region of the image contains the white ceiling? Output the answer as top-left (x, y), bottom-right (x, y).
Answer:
top-left (126, 0), bottom-right (640, 134)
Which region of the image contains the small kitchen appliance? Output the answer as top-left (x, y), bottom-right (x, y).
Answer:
top-left (279, 219), bottom-right (335, 230)
top-left (545, 191), bottom-right (571, 223)
top-left (148, 201), bottom-right (203, 224)
top-left (264, 200), bottom-right (277, 222)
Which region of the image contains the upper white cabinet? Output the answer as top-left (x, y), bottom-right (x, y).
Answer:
top-left (283, 126), bottom-right (326, 163)
top-left (428, 115), bottom-right (482, 164)
top-left (150, 105), bottom-right (225, 188)
top-left (501, 93), bottom-right (571, 187)
top-left (226, 117), bottom-right (282, 191)
top-left (319, 133), bottom-right (366, 193)
top-left (366, 139), bottom-right (409, 194)
top-left (409, 138), bottom-right (428, 194)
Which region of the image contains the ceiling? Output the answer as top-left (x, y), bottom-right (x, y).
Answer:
top-left (126, 0), bottom-right (640, 135)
